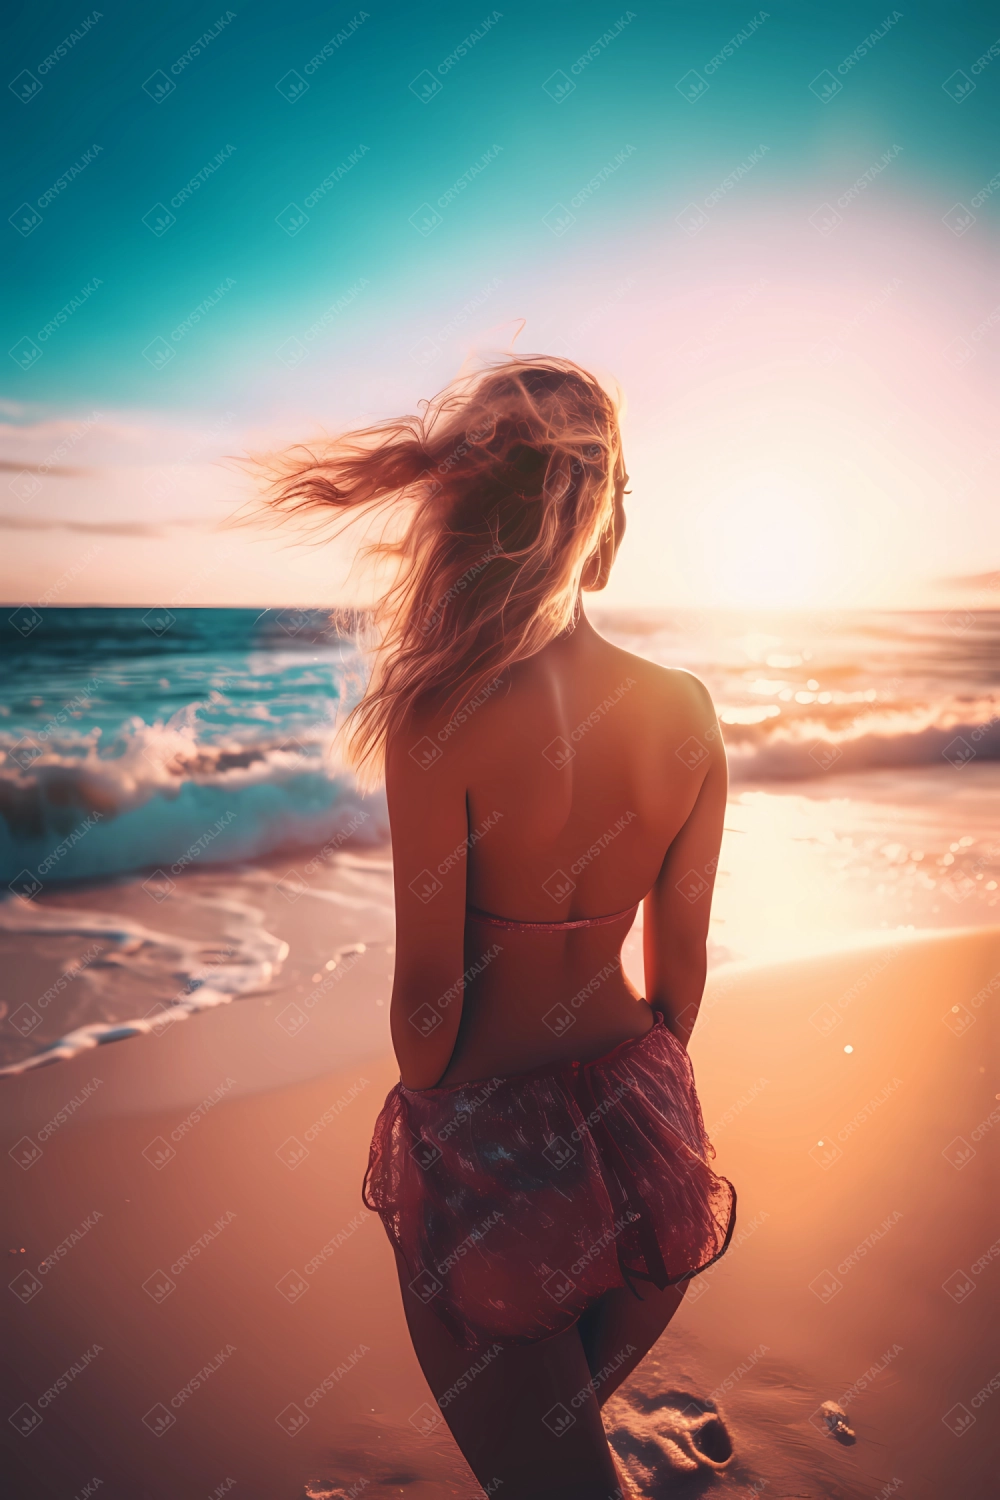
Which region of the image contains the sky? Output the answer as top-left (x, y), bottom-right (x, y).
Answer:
top-left (3, 0), bottom-right (999, 610)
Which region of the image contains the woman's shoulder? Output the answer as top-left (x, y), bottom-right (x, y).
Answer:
top-left (384, 645), bottom-right (718, 777)
top-left (384, 672), bottom-right (512, 779)
top-left (597, 640), bottom-right (717, 711)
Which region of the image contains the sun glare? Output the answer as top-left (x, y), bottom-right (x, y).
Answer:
top-left (699, 474), bottom-right (843, 608)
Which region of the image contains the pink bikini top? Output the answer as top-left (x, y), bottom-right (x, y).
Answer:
top-left (466, 902), bottom-right (639, 933)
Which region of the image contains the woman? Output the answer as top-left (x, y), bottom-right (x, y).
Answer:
top-left (262, 356), bottom-right (735, 1498)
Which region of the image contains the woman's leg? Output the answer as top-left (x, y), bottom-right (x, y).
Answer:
top-left (393, 1248), bottom-right (624, 1500)
top-left (576, 1276), bottom-right (691, 1407)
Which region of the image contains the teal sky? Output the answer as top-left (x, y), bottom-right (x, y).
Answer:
top-left (5, 1), bottom-right (997, 410)
top-left (3, 3), bottom-right (999, 607)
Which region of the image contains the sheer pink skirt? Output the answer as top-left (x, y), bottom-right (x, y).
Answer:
top-left (362, 1012), bottom-right (736, 1350)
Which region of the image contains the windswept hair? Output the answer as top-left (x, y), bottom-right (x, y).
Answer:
top-left (253, 355), bottom-right (622, 790)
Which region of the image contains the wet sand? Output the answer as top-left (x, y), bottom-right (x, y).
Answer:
top-left (3, 924), bottom-right (998, 1500)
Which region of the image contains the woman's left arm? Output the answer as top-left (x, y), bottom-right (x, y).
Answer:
top-left (385, 722), bottom-right (470, 1089)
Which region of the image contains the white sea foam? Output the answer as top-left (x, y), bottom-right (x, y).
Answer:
top-left (726, 704), bottom-right (1000, 781)
top-left (0, 893), bottom-right (290, 1074)
top-left (0, 714), bottom-right (388, 884)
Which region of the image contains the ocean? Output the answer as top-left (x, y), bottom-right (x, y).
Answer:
top-left (2, 605), bottom-right (998, 1074)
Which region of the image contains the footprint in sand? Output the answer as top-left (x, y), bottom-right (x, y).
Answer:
top-left (818, 1399), bottom-right (856, 1444)
top-left (605, 1389), bottom-right (734, 1495)
top-left (303, 1470), bottom-right (420, 1499)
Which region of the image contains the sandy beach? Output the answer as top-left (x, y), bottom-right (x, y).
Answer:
top-left (4, 920), bottom-right (997, 1500)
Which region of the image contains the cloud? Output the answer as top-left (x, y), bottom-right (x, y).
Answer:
top-left (0, 515), bottom-right (208, 537)
top-left (935, 570), bottom-right (1000, 591)
top-left (0, 460), bottom-right (95, 477)
top-left (0, 406), bottom-right (249, 468)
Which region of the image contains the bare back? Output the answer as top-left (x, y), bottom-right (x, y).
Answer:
top-left (385, 613), bottom-right (727, 1090)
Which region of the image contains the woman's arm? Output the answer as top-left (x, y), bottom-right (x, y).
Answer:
top-left (385, 721), bottom-right (470, 1090)
top-left (642, 677), bottom-right (728, 1047)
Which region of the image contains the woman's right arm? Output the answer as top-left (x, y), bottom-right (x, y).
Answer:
top-left (384, 719), bottom-right (471, 1090)
top-left (642, 676), bottom-right (728, 1047)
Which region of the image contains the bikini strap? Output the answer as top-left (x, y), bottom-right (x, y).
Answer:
top-left (466, 903), bottom-right (639, 933)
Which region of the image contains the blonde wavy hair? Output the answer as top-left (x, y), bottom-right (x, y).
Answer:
top-left (254, 355), bottom-right (622, 790)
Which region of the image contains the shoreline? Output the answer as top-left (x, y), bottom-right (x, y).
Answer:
top-left (2, 919), bottom-right (991, 1126)
top-left (5, 755), bottom-right (1000, 1080)
top-left (4, 924), bottom-right (998, 1498)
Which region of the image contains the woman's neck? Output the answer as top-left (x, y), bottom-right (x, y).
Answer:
top-left (552, 595), bottom-right (598, 649)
